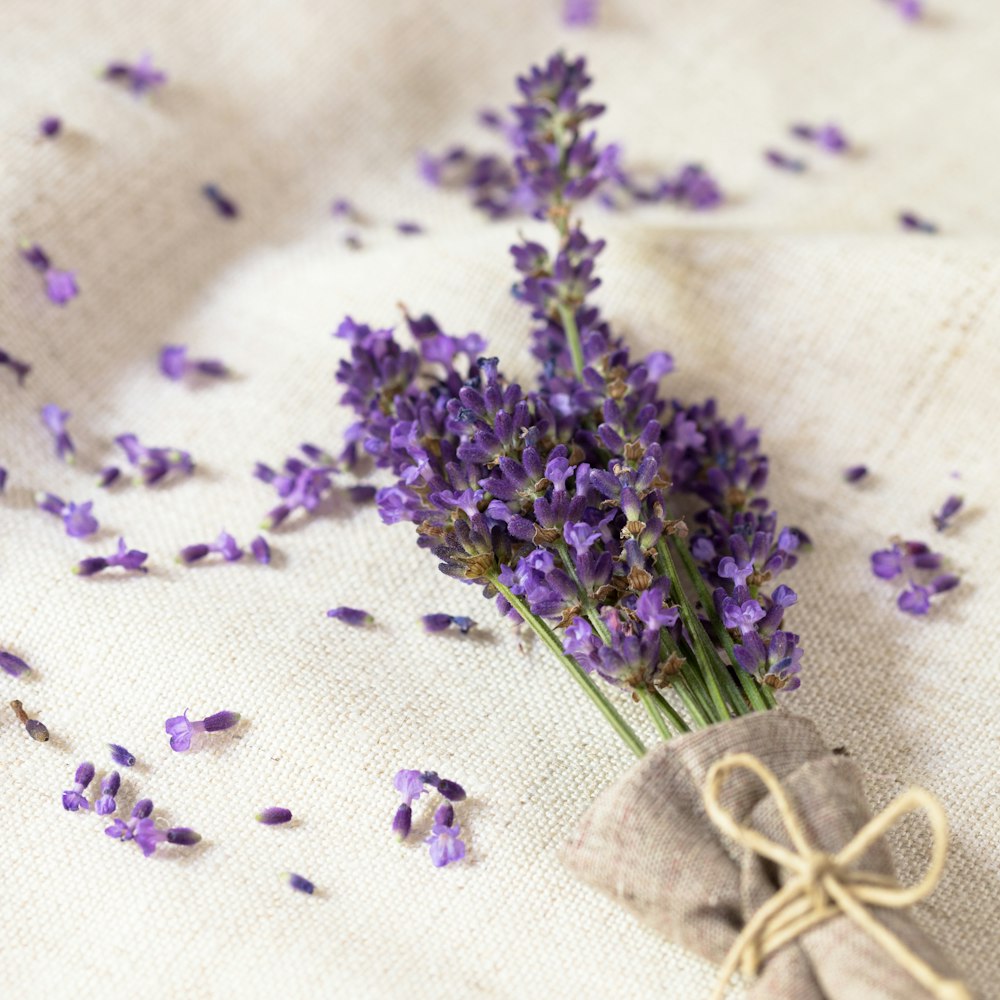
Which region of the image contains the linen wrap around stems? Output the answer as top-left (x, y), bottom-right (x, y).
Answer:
top-left (562, 713), bottom-right (968, 1000)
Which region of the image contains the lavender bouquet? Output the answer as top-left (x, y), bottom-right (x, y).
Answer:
top-left (333, 55), bottom-right (968, 1000)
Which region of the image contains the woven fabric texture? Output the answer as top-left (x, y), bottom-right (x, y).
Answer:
top-left (1, 2), bottom-right (998, 999)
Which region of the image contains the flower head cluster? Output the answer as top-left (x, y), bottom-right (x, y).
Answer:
top-left (36, 493), bottom-right (99, 538)
top-left (871, 538), bottom-right (960, 615)
top-left (165, 709), bottom-right (240, 752)
top-left (391, 768), bottom-right (467, 866)
top-left (159, 345), bottom-right (229, 381)
top-left (73, 537), bottom-right (148, 576)
top-left (21, 246), bottom-right (79, 306)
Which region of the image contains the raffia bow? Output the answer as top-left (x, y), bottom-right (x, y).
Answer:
top-left (703, 753), bottom-right (971, 1000)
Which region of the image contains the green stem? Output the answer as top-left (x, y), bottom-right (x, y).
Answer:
top-left (493, 578), bottom-right (646, 758)
top-left (649, 688), bottom-right (689, 734)
top-left (637, 687), bottom-right (674, 741)
top-left (659, 632), bottom-right (713, 727)
top-left (556, 303), bottom-right (585, 380)
top-left (673, 536), bottom-right (770, 714)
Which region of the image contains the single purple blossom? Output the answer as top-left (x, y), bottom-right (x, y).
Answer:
top-left (40, 116), bottom-right (62, 138)
top-left (103, 52), bottom-right (167, 96)
top-left (108, 743), bottom-right (136, 767)
top-left (0, 651), bottom-right (31, 678)
top-left (422, 771), bottom-right (467, 802)
top-left (396, 221), bottom-right (424, 236)
top-left (897, 583), bottom-right (932, 615)
top-left (0, 347), bottom-right (30, 384)
top-left (563, 0), bottom-right (598, 26)
top-left (899, 211), bottom-right (937, 234)
top-left (256, 807), bottom-right (293, 825)
top-left (202, 184), bottom-right (238, 219)
top-left (114, 432), bottom-right (194, 486)
top-left (392, 803), bottom-right (413, 841)
top-left (425, 805), bottom-right (466, 867)
top-left (97, 466), bottom-right (121, 488)
top-left (844, 465), bottom-right (869, 483)
top-left (930, 573), bottom-right (960, 594)
top-left (394, 769), bottom-right (426, 806)
top-left (105, 798), bottom-right (153, 841)
top-left (421, 613), bottom-right (476, 634)
top-left (44, 269), bottom-right (79, 305)
top-left (0, 467), bottom-right (6, 493)
top-left (165, 709), bottom-right (240, 752)
top-left (37, 493), bottom-right (99, 538)
top-left (178, 530), bottom-right (244, 564)
top-left (40, 404), bottom-right (74, 462)
top-left (250, 535), bottom-right (271, 564)
top-left (326, 606), bottom-right (373, 627)
top-left (346, 484), bottom-right (376, 503)
top-left (791, 123), bottom-right (848, 153)
top-left (62, 761), bottom-right (95, 811)
top-left (932, 495), bottom-right (963, 532)
top-left (95, 771), bottom-right (121, 815)
top-left (765, 149), bottom-right (807, 172)
top-left (288, 873), bottom-right (315, 894)
top-left (73, 537), bottom-right (148, 576)
top-left (159, 344), bottom-right (229, 381)
top-left (134, 819), bottom-right (201, 857)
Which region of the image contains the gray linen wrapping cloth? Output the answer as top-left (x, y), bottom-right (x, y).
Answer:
top-left (562, 712), bottom-right (969, 999)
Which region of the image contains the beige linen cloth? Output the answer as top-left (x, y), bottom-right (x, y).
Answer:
top-left (1, 2), bottom-right (998, 998)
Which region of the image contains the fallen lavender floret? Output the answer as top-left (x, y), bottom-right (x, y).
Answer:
top-left (40, 404), bottom-right (75, 462)
top-left (103, 52), bottom-right (166, 96)
top-left (250, 535), bottom-right (271, 564)
top-left (95, 771), bottom-right (121, 816)
top-left (254, 445), bottom-right (338, 529)
top-left (932, 494), bottom-right (963, 532)
top-left (844, 464), bottom-right (869, 483)
top-left (62, 762), bottom-right (95, 811)
top-left (871, 538), bottom-right (959, 614)
top-left (765, 149), bottom-right (807, 172)
top-left (165, 709), bottom-right (240, 752)
top-left (178, 530), bottom-right (244, 564)
top-left (256, 807), bottom-right (293, 825)
top-left (899, 210), bottom-right (937, 234)
top-left (115, 432), bottom-right (193, 486)
top-left (790, 122), bottom-right (849, 153)
top-left (396, 220), bottom-right (424, 235)
top-left (159, 344), bottom-right (229, 381)
top-left (0, 347), bottom-right (31, 384)
top-left (425, 804), bottom-right (466, 867)
top-left (74, 537), bottom-right (148, 576)
top-left (897, 574), bottom-right (959, 615)
top-left (0, 651), bottom-right (31, 678)
top-left (563, 0), bottom-right (598, 26)
top-left (40, 116), bottom-right (62, 138)
top-left (108, 743), bottom-right (136, 767)
top-left (105, 798), bottom-right (153, 841)
top-left (422, 613), bottom-right (476, 634)
top-left (97, 466), bottom-right (121, 488)
top-left (134, 820), bottom-right (201, 858)
top-left (202, 183), bottom-right (238, 219)
top-left (21, 245), bottom-right (79, 305)
top-left (36, 492), bottom-right (98, 538)
top-left (331, 197), bottom-right (356, 219)
top-left (326, 606), bottom-right (373, 627)
top-left (287, 873), bottom-right (315, 894)
top-left (0, 467), bottom-right (6, 493)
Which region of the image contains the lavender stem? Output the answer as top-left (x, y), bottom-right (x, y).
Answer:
top-left (650, 688), bottom-right (690, 735)
top-left (637, 687), bottom-right (675, 741)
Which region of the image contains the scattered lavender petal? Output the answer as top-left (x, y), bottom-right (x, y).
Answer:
top-left (346, 484), bottom-right (376, 504)
top-left (0, 347), bottom-right (31, 384)
top-left (256, 807), bottom-right (293, 825)
top-left (40, 405), bottom-right (75, 461)
top-left (765, 149), bottom-right (807, 172)
top-left (251, 535), bottom-right (271, 564)
top-left (563, 0), bottom-right (598, 26)
top-left (73, 537), bottom-right (148, 576)
top-left (396, 221), bottom-right (424, 236)
top-left (326, 606), bottom-right (373, 626)
top-left (160, 344), bottom-right (229, 381)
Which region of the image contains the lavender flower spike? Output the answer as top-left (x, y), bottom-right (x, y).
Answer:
top-left (0, 651), bottom-right (31, 678)
top-left (105, 798), bottom-right (152, 841)
top-left (159, 345), bottom-right (229, 381)
top-left (326, 606), bottom-right (373, 627)
top-left (109, 743), bottom-right (136, 767)
top-left (932, 495), bottom-right (963, 532)
top-left (178, 530), bottom-right (244, 564)
top-left (62, 762), bottom-right (95, 811)
top-left (134, 819), bottom-right (201, 857)
top-left (73, 537), bottom-right (148, 576)
top-left (40, 405), bottom-right (74, 462)
top-left (95, 771), bottom-right (121, 815)
top-left (165, 709), bottom-right (240, 752)
top-left (287, 873), bottom-right (315, 894)
top-left (256, 807), bottom-right (293, 825)
top-left (0, 347), bottom-right (31, 384)
top-left (103, 52), bottom-right (167, 96)
top-left (425, 805), bottom-right (466, 867)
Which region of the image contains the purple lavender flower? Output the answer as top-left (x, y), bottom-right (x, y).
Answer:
top-left (790, 123), bottom-right (848, 153)
top-left (201, 184), bottom-right (238, 219)
top-left (36, 493), bottom-right (99, 538)
top-left (62, 762), bottom-right (95, 811)
top-left (326, 606), bottom-right (373, 627)
top-left (287, 873), bottom-right (314, 894)
top-left (97, 466), bottom-right (121, 488)
top-left (0, 651), bottom-right (31, 678)
top-left (95, 771), bottom-right (121, 815)
top-left (394, 769), bottom-right (426, 806)
top-left (899, 211), bottom-right (937, 234)
top-left (103, 52), bottom-right (167, 96)
top-left (563, 0), bottom-right (598, 26)
top-left (392, 803), bottom-right (413, 841)
top-left (134, 820), bottom-right (202, 857)
top-left (73, 537), bottom-right (148, 576)
top-left (421, 613), bottom-right (476, 634)
top-left (870, 539), bottom-right (941, 580)
top-left (425, 805), bottom-right (466, 867)
top-left (932, 495), bottom-right (963, 532)
top-left (165, 709), bottom-right (240, 752)
top-left (347, 484), bottom-right (376, 503)
top-left (256, 807), bottom-right (292, 825)
top-left (108, 743), bottom-right (136, 767)
top-left (114, 432), bottom-right (193, 486)
top-left (894, 0), bottom-right (923, 21)
top-left (765, 149), bottom-right (807, 172)
top-left (105, 798), bottom-right (152, 841)
top-left (396, 221), bottom-right (424, 236)
top-left (40, 405), bottom-right (74, 462)
top-left (45, 268), bottom-right (79, 305)
top-left (40, 116), bottom-right (62, 138)
top-left (159, 345), bottom-right (229, 381)
top-left (0, 347), bottom-right (30, 385)
top-left (178, 530), bottom-right (244, 564)
top-left (0, 467), bottom-right (6, 493)
top-left (897, 583), bottom-right (932, 615)
top-left (844, 465), bottom-right (869, 483)
top-left (250, 535), bottom-right (271, 564)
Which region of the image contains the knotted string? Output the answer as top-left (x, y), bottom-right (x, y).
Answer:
top-left (702, 753), bottom-right (971, 1000)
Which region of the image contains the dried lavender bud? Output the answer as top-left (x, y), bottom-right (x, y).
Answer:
top-left (103, 52), bottom-right (166, 96)
top-left (0, 347), bottom-right (31, 384)
top-left (40, 404), bottom-right (75, 462)
top-left (201, 184), bottom-right (239, 219)
top-left (250, 535), bottom-right (271, 564)
top-left (843, 465), bottom-right (869, 483)
top-left (160, 344), bottom-right (229, 380)
top-left (899, 211), bottom-right (937, 234)
top-left (95, 771), bottom-right (121, 815)
top-left (765, 149), bottom-right (807, 172)
top-left (40, 116), bottom-right (62, 137)
top-left (165, 709), bottom-right (240, 752)
top-left (326, 606), bottom-right (373, 627)
top-left (0, 651), bottom-right (31, 678)
top-left (392, 803), bottom-right (412, 841)
top-left (288, 873), bottom-right (315, 894)
top-left (932, 494), bottom-right (963, 532)
top-left (62, 761), bottom-right (95, 810)
top-left (256, 807), bottom-right (293, 825)
top-left (11, 700), bottom-right (48, 741)
top-left (73, 537), bottom-right (148, 576)
top-left (108, 743), bottom-right (136, 767)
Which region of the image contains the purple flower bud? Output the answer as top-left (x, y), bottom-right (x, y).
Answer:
top-left (165, 709), bottom-right (239, 751)
top-left (765, 149), bottom-right (807, 172)
top-left (95, 771), bottom-right (121, 815)
top-left (40, 404), bottom-right (75, 462)
top-left (166, 827), bottom-right (202, 846)
top-left (844, 465), bottom-right (868, 483)
top-left (326, 606), bottom-right (373, 627)
top-left (900, 211), bottom-right (937, 234)
top-left (392, 802), bottom-right (412, 841)
top-left (256, 807), bottom-right (293, 825)
top-left (108, 743), bottom-right (136, 767)
top-left (134, 818), bottom-right (200, 856)
top-left (134, 799), bottom-right (153, 819)
top-left (563, 0), bottom-right (598, 26)
top-left (40, 116), bottom-right (62, 137)
top-left (202, 183), bottom-right (239, 219)
top-left (160, 344), bottom-right (229, 381)
top-left (932, 495), bottom-right (963, 532)
top-left (203, 710), bottom-right (240, 732)
top-left (331, 197), bottom-right (355, 218)
top-left (62, 761), bottom-right (95, 811)
top-left (0, 651), bottom-right (31, 678)
top-left (436, 779), bottom-right (467, 802)
top-left (346, 484), bottom-right (376, 504)
top-left (104, 52), bottom-right (167, 96)
top-left (396, 221), bottom-right (424, 236)
top-left (288, 873), bottom-right (315, 894)
top-left (97, 466), bottom-right (121, 488)
top-left (250, 535), bottom-right (271, 564)
top-left (44, 269), bottom-right (79, 306)
top-left (930, 573), bottom-right (960, 594)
